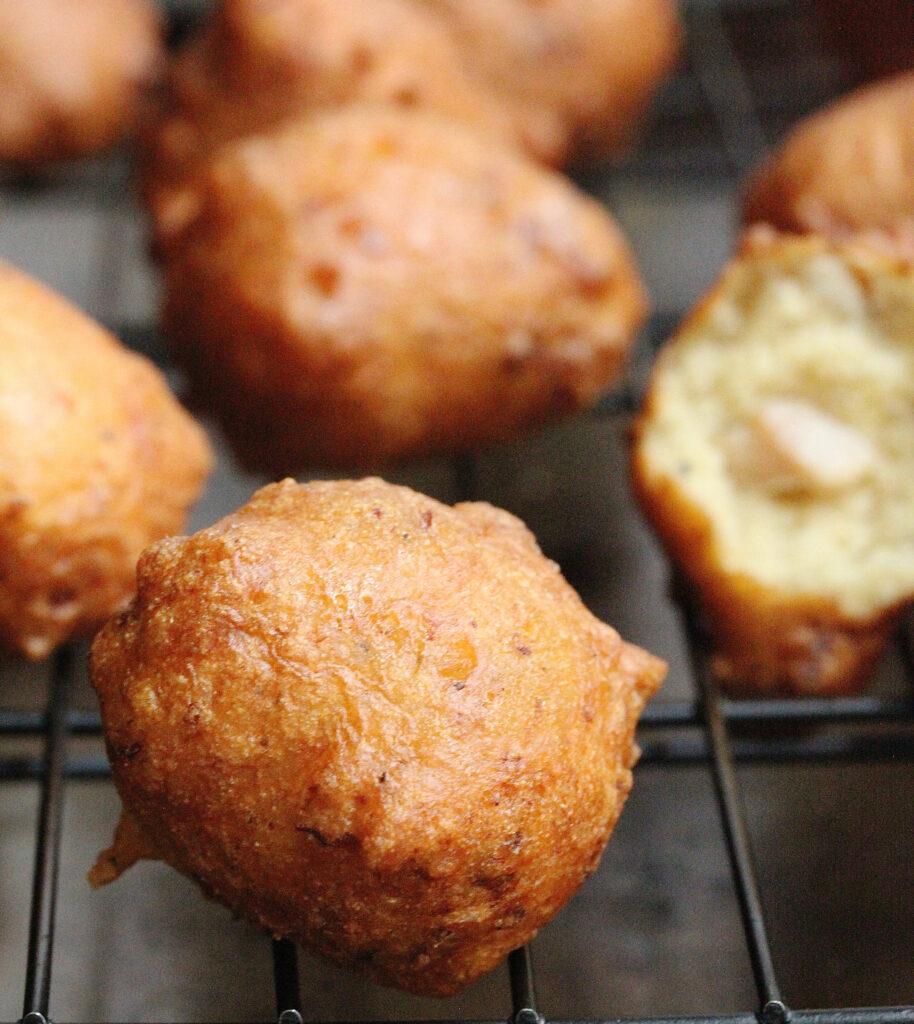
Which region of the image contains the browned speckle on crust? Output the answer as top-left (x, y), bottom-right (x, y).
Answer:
top-left (90, 477), bottom-right (665, 996)
top-left (160, 105), bottom-right (648, 472)
top-left (139, 0), bottom-right (567, 250)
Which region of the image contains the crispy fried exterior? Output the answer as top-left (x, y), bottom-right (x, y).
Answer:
top-left (0, 261), bottom-right (212, 660)
top-left (742, 72), bottom-right (914, 254)
top-left (631, 230), bottom-right (914, 695)
top-left (0, 0), bottom-right (163, 168)
top-left (635, 474), bottom-right (899, 696)
top-left (89, 477), bottom-right (665, 996)
top-left (160, 106), bottom-right (648, 473)
top-left (413, 0), bottom-right (681, 166)
top-left (140, 0), bottom-right (565, 249)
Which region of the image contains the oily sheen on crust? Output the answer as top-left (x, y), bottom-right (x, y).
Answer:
top-left (90, 477), bottom-right (665, 996)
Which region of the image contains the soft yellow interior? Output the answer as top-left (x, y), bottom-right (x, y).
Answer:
top-left (641, 249), bottom-right (914, 617)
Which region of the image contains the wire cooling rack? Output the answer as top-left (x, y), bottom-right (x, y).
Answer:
top-left (1, 1), bottom-right (913, 1022)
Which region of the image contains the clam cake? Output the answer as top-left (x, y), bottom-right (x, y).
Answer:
top-left (140, 0), bottom-right (564, 250)
top-left (415, 0), bottom-right (681, 166)
top-left (632, 230), bottom-right (914, 695)
top-left (0, 0), bottom-right (162, 168)
top-left (161, 105), bottom-right (648, 472)
top-left (0, 261), bottom-right (211, 660)
top-left (90, 477), bottom-right (665, 996)
top-left (742, 71), bottom-right (914, 256)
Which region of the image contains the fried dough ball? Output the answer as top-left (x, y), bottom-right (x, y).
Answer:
top-left (89, 477), bottom-right (665, 996)
top-left (0, 0), bottom-right (163, 168)
top-left (160, 106), bottom-right (648, 473)
top-left (413, 0), bottom-right (682, 166)
top-left (742, 72), bottom-right (914, 256)
top-left (140, 0), bottom-right (564, 249)
top-left (0, 261), bottom-right (212, 660)
top-left (631, 229), bottom-right (914, 695)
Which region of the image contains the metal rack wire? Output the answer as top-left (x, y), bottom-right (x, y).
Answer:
top-left (8, 603), bottom-right (914, 1024)
top-left (1, 1), bottom-right (913, 1022)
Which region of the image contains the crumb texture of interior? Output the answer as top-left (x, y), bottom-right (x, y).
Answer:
top-left (641, 248), bottom-right (914, 617)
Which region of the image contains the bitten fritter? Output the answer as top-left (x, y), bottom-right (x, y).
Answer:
top-left (0, 0), bottom-right (163, 168)
top-left (742, 72), bottom-right (914, 256)
top-left (160, 105), bottom-right (648, 473)
top-left (0, 261), bottom-right (211, 660)
top-left (413, 0), bottom-right (681, 166)
top-left (89, 477), bottom-right (665, 997)
top-left (631, 229), bottom-right (914, 696)
top-left (140, 0), bottom-right (564, 249)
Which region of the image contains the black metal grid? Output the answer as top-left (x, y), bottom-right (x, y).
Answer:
top-left (2, 1), bottom-right (913, 1022)
top-left (7, 594), bottom-right (914, 1024)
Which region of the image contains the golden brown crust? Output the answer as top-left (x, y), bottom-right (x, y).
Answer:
top-left (742, 72), bottom-right (914, 253)
top-left (631, 230), bottom-right (914, 696)
top-left (90, 477), bottom-right (665, 996)
top-left (139, 0), bottom-right (566, 249)
top-left (414, 0), bottom-right (682, 166)
top-left (89, 808), bottom-right (157, 888)
top-left (0, 261), bottom-right (212, 659)
top-left (160, 105), bottom-right (648, 473)
top-left (630, 457), bottom-right (899, 696)
top-left (0, 0), bottom-right (163, 168)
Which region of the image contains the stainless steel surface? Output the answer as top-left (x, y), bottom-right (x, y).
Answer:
top-left (1, 1), bottom-right (912, 1020)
